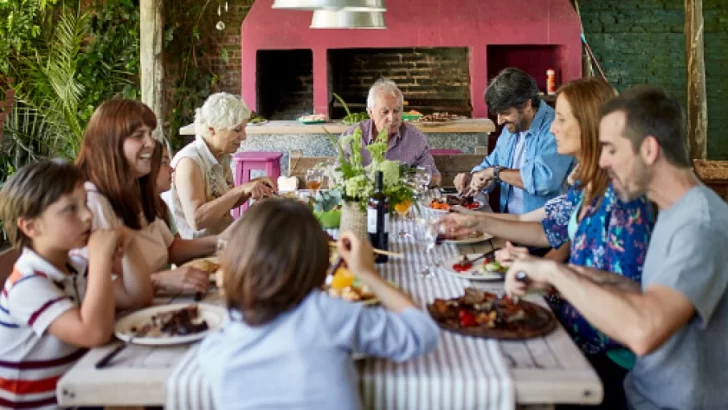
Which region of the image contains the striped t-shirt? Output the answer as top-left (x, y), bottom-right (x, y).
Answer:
top-left (0, 248), bottom-right (88, 409)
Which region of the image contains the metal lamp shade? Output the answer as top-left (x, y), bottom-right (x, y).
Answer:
top-left (272, 0), bottom-right (386, 12)
top-left (310, 10), bottom-right (386, 29)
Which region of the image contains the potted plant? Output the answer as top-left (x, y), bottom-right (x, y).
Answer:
top-left (325, 126), bottom-right (415, 240)
top-left (333, 93), bottom-right (369, 125)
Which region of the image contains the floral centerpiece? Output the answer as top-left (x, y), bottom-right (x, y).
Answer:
top-left (324, 126), bottom-right (415, 238)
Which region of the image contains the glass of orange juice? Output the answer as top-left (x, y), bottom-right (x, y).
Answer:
top-left (306, 169), bottom-right (324, 195)
top-left (395, 199), bottom-right (413, 239)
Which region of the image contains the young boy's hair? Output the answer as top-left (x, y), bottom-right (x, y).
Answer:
top-left (0, 159), bottom-right (85, 249)
top-left (222, 199), bottom-right (330, 326)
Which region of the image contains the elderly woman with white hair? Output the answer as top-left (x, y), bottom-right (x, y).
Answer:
top-left (341, 79), bottom-right (441, 186)
top-left (170, 92), bottom-right (275, 239)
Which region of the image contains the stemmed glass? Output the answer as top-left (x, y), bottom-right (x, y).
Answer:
top-left (306, 169), bottom-right (324, 196)
top-left (416, 215), bottom-right (443, 278)
top-left (394, 198), bottom-right (413, 239)
top-left (414, 166), bottom-right (432, 194)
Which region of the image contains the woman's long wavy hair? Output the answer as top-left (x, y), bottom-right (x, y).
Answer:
top-left (76, 99), bottom-right (165, 229)
top-left (556, 78), bottom-right (617, 205)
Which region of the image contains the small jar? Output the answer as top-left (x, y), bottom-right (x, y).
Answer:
top-left (546, 69), bottom-right (556, 95)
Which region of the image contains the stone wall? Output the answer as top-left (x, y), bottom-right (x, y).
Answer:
top-left (579, 0), bottom-right (728, 159)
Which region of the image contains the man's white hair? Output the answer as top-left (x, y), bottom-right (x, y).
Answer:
top-left (194, 92), bottom-right (251, 138)
top-left (366, 79), bottom-right (404, 110)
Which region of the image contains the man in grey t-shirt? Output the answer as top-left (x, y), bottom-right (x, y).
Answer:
top-left (502, 86), bottom-right (728, 409)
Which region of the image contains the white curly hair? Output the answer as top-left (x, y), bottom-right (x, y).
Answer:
top-left (194, 92), bottom-right (252, 138)
top-left (366, 79), bottom-right (404, 110)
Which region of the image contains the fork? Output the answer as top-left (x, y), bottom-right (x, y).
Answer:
top-left (512, 271), bottom-right (531, 304)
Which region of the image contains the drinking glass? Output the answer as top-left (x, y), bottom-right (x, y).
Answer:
top-left (394, 199), bottom-right (413, 239)
top-left (306, 169), bottom-right (324, 195)
top-left (416, 215), bottom-right (443, 278)
top-left (414, 166), bottom-right (432, 197)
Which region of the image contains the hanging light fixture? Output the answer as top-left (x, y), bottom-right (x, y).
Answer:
top-left (310, 9), bottom-right (386, 29)
top-left (272, 0), bottom-right (386, 12)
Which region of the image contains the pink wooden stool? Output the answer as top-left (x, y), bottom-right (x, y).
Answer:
top-left (232, 151), bottom-right (283, 218)
top-left (431, 149), bottom-right (462, 155)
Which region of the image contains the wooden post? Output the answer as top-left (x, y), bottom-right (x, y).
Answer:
top-left (685, 0), bottom-right (708, 160)
top-left (140, 0), bottom-right (164, 138)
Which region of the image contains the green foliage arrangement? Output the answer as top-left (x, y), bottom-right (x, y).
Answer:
top-left (1, 0), bottom-right (140, 182)
top-left (333, 92), bottom-right (369, 125)
top-left (326, 126), bottom-right (415, 212)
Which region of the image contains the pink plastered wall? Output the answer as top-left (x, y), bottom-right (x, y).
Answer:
top-left (242, 0), bottom-right (582, 117)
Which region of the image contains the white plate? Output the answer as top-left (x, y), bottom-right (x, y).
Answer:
top-left (441, 232), bottom-right (493, 245)
top-left (442, 254), bottom-right (504, 281)
top-left (114, 303), bottom-right (227, 346)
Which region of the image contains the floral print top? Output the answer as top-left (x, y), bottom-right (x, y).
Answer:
top-left (542, 182), bottom-right (654, 356)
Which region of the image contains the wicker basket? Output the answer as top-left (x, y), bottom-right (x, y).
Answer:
top-left (340, 200), bottom-right (368, 240)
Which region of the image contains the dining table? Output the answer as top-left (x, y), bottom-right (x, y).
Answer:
top-left (56, 208), bottom-right (602, 410)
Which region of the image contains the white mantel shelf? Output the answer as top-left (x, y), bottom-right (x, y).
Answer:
top-left (179, 119), bottom-right (495, 136)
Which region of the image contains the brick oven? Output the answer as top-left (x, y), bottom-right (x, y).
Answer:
top-left (241, 0), bottom-right (582, 120)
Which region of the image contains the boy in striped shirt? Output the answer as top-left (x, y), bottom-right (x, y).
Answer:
top-left (0, 159), bottom-right (125, 409)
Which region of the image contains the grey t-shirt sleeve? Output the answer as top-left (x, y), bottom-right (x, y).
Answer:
top-left (645, 221), bottom-right (728, 328)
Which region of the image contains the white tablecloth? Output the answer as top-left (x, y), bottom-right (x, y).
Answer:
top-left (166, 217), bottom-right (515, 409)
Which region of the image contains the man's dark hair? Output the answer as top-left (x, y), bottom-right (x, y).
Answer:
top-left (485, 67), bottom-right (541, 113)
top-left (600, 86), bottom-right (690, 168)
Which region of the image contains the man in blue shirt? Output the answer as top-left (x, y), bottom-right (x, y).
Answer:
top-left (454, 68), bottom-right (574, 214)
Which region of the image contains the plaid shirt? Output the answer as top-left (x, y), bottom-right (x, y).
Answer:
top-left (341, 120), bottom-right (440, 176)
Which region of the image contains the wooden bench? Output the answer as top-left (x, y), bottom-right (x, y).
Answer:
top-left (694, 159), bottom-right (728, 201)
top-left (287, 151), bottom-right (484, 188)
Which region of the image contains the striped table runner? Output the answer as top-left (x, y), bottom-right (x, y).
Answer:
top-left (166, 216), bottom-right (515, 409)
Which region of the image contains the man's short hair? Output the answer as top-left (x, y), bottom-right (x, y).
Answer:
top-left (367, 79), bottom-right (404, 110)
top-left (485, 68), bottom-right (541, 113)
top-left (600, 86), bottom-right (690, 168)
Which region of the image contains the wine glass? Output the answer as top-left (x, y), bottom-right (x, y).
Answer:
top-left (416, 215), bottom-right (443, 278)
top-left (306, 169), bottom-right (324, 195)
top-left (414, 166), bottom-right (432, 197)
top-left (394, 199), bottom-right (413, 239)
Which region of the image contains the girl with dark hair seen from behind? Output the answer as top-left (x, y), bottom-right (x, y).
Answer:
top-left (198, 199), bottom-right (439, 410)
top-left (76, 99), bottom-right (218, 304)
top-left (441, 78), bottom-right (655, 409)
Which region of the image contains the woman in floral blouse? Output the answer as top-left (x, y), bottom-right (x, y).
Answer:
top-left (441, 78), bottom-right (654, 409)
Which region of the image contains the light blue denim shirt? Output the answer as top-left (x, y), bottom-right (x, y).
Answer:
top-left (198, 291), bottom-right (440, 410)
top-left (472, 100), bottom-right (574, 213)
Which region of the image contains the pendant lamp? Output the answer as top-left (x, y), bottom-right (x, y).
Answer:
top-left (272, 0), bottom-right (386, 12)
top-left (310, 9), bottom-right (386, 29)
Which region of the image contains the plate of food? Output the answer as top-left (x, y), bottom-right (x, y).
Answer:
top-left (426, 195), bottom-right (484, 214)
top-left (427, 288), bottom-right (557, 340)
top-left (297, 113), bottom-right (328, 124)
top-left (402, 110), bottom-right (423, 121)
top-left (114, 303), bottom-right (227, 345)
top-left (444, 253), bottom-right (506, 281)
top-left (416, 112), bottom-right (464, 126)
top-left (248, 116), bottom-right (268, 126)
top-left (324, 256), bottom-right (394, 305)
top-left (437, 230), bottom-right (493, 245)
top-left (182, 257), bottom-right (221, 283)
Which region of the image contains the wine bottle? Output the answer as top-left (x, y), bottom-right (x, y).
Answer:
top-left (367, 171), bottom-right (389, 263)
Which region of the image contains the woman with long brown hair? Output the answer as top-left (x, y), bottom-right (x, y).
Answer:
top-left (441, 78), bottom-right (654, 408)
top-left (76, 99), bottom-right (216, 302)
